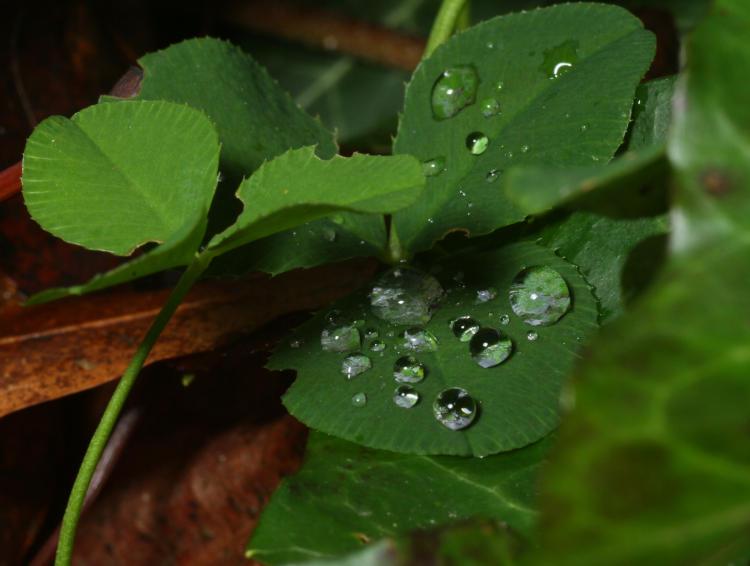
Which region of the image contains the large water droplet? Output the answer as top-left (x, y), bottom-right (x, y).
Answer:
top-left (351, 392), bottom-right (367, 407)
top-left (450, 316), bottom-right (480, 342)
top-left (509, 266), bottom-right (571, 326)
top-left (475, 287), bottom-right (497, 304)
top-left (480, 98), bottom-right (500, 117)
top-left (470, 328), bottom-right (512, 368)
top-left (341, 354), bottom-right (372, 378)
top-left (370, 266), bottom-right (446, 326)
top-left (466, 132), bottom-right (489, 155)
top-left (422, 157), bottom-right (445, 177)
top-left (393, 355), bottom-right (426, 383)
top-left (433, 388), bottom-right (477, 430)
top-left (540, 40), bottom-right (579, 79)
top-left (431, 66), bottom-right (479, 120)
top-left (393, 385), bottom-right (419, 408)
top-left (321, 325), bottom-right (361, 352)
top-left (401, 327), bottom-right (439, 352)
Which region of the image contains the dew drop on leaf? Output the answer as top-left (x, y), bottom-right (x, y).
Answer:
top-left (486, 169), bottom-right (501, 182)
top-left (364, 328), bottom-right (379, 340)
top-left (393, 355), bottom-right (426, 383)
top-left (321, 226), bottom-right (337, 242)
top-left (393, 385), bottom-right (420, 408)
top-left (433, 388), bottom-right (477, 430)
top-left (369, 266), bottom-right (446, 326)
top-left (401, 327), bottom-right (439, 352)
top-left (431, 66), bottom-right (479, 120)
top-left (351, 392), bottom-right (367, 407)
top-left (321, 325), bottom-right (361, 353)
top-left (475, 287), bottom-right (498, 304)
top-left (289, 338), bottom-right (304, 348)
top-left (369, 340), bottom-right (386, 352)
top-left (341, 354), bottom-right (372, 378)
top-left (480, 97), bottom-right (501, 117)
top-left (466, 132), bottom-right (489, 155)
top-left (527, 331), bottom-right (539, 341)
top-left (499, 314), bottom-right (510, 326)
top-left (422, 156), bottom-right (446, 177)
top-left (540, 39), bottom-right (579, 79)
top-left (450, 316), bottom-right (480, 342)
top-left (509, 266), bottom-right (571, 326)
top-left (469, 327), bottom-right (512, 368)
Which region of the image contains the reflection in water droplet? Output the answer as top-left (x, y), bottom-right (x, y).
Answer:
top-left (341, 354), bottom-right (372, 378)
top-left (433, 388), bottom-right (477, 430)
top-left (486, 169), bottom-right (500, 183)
top-left (369, 340), bottom-right (386, 352)
top-left (450, 316), bottom-right (480, 342)
top-left (475, 288), bottom-right (497, 304)
top-left (480, 98), bottom-right (500, 117)
top-left (321, 325), bottom-right (361, 352)
top-left (540, 39), bottom-right (579, 79)
top-left (431, 66), bottom-right (479, 120)
top-left (470, 328), bottom-right (512, 368)
top-left (466, 132), bottom-right (489, 155)
top-left (401, 328), bottom-right (439, 352)
top-left (393, 355), bottom-right (426, 383)
top-left (370, 266), bottom-right (446, 325)
top-left (351, 392), bottom-right (367, 407)
top-left (527, 331), bottom-right (538, 341)
top-left (509, 266), bottom-right (571, 326)
top-left (422, 157), bottom-right (446, 177)
top-left (393, 385), bottom-right (419, 408)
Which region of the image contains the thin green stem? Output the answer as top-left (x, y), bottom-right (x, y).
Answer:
top-left (54, 251), bottom-right (213, 566)
top-left (382, 221), bottom-right (411, 264)
top-left (424, 0), bottom-right (470, 58)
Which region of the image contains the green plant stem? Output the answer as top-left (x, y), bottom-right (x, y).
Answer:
top-left (424, 0), bottom-right (470, 58)
top-left (54, 251), bottom-right (213, 566)
top-left (383, 221), bottom-right (411, 264)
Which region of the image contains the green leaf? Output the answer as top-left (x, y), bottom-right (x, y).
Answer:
top-left (21, 100), bottom-right (219, 303)
top-left (668, 0), bottom-right (750, 252)
top-left (505, 76), bottom-right (675, 216)
top-left (534, 241), bottom-right (750, 566)
top-left (206, 147), bottom-right (424, 255)
top-left (392, 3), bottom-right (655, 253)
top-left (247, 431), bottom-right (551, 565)
top-left (271, 243), bottom-right (598, 456)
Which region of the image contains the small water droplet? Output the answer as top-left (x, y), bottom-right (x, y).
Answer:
top-left (486, 41), bottom-right (495, 49)
top-left (393, 385), bottom-right (419, 408)
top-left (422, 157), bottom-right (445, 177)
top-left (499, 314), bottom-right (510, 326)
top-left (289, 338), bottom-right (304, 348)
top-left (321, 226), bottom-right (337, 242)
top-left (450, 316), bottom-right (480, 342)
top-left (466, 132), bottom-right (489, 155)
top-left (341, 354), bottom-right (372, 378)
top-left (540, 39), bottom-right (579, 79)
top-left (369, 340), bottom-right (386, 352)
top-left (433, 388), bottom-right (477, 430)
top-left (370, 266), bottom-right (446, 326)
top-left (479, 98), bottom-right (500, 117)
top-left (427, 217), bottom-right (435, 224)
top-left (509, 266), bottom-right (571, 326)
top-left (393, 355), bottom-right (426, 383)
top-left (527, 331), bottom-right (538, 341)
top-left (505, 151), bottom-right (514, 159)
top-left (321, 325), bottom-right (361, 352)
top-left (470, 328), bottom-right (512, 368)
top-left (521, 144), bottom-right (530, 153)
top-left (580, 123), bottom-right (589, 132)
top-left (486, 169), bottom-right (501, 183)
top-left (431, 66), bottom-right (479, 120)
top-left (475, 287), bottom-right (497, 304)
top-left (364, 328), bottom-right (379, 340)
top-left (495, 80), bottom-right (504, 91)
top-left (401, 328), bottom-right (439, 352)
top-left (351, 392), bottom-right (367, 407)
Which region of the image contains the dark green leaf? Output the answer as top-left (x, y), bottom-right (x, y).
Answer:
top-left (247, 431), bottom-right (551, 564)
top-left (206, 147), bottom-right (424, 255)
top-left (22, 100), bottom-right (219, 303)
top-left (271, 243), bottom-right (598, 456)
top-left (392, 3), bottom-right (655, 253)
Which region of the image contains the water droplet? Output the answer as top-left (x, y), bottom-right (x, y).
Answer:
top-left (499, 314), bottom-right (510, 326)
top-left (364, 328), bottom-right (379, 340)
top-left (325, 310), bottom-right (344, 325)
top-left (470, 328), bottom-right (512, 368)
top-left (341, 354), bottom-right (372, 378)
top-left (322, 226), bottom-right (337, 242)
top-left (540, 39), bottom-right (579, 79)
top-left (495, 80), bottom-right (504, 91)
top-left (466, 132), bottom-right (489, 155)
top-left (486, 41), bottom-right (495, 49)
top-left (321, 325), bottom-right (361, 352)
top-left (427, 217), bottom-right (435, 224)
top-left (509, 266), bottom-right (571, 326)
top-left (480, 98), bottom-right (500, 117)
top-left (393, 385), bottom-right (419, 408)
top-left (521, 144), bottom-right (530, 153)
top-left (431, 66), bottom-right (479, 120)
top-left (369, 340), bottom-right (386, 352)
top-left (450, 316), bottom-right (480, 342)
top-left (475, 287), bottom-right (497, 304)
top-left (505, 151), bottom-right (514, 159)
top-left (527, 331), bottom-right (538, 341)
top-left (401, 328), bottom-right (439, 352)
top-left (370, 266), bottom-right (446, 326)
top-left (433, 388), bottom-right (477, 430)
top-left (393, 355), bottom-right (426, 383)
top-left (351, 392), bottom-right (367, 407)
top-left (486, 169), bottom-right (500, 183)
top-left (422, 157), bottom-right (445, 177)
top-left (580, 123), bottom-right (589, 132)
top-left (289, 338), bottom-right (304, 348)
